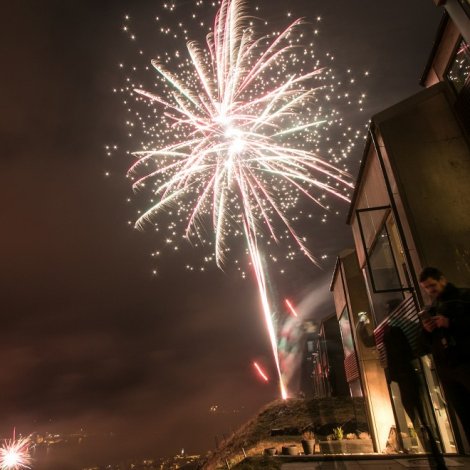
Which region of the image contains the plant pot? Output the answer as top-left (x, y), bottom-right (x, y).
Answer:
top-left (301, 439), bottom-right (316, 455)
top-left (319, 439), bottom-right (373, 455)
top-left (319, 440), bottom-right (346, 455)
top-left (264, 447), bottom-right (276, 456)
top-left (281, 445), bottom-right (298, 456)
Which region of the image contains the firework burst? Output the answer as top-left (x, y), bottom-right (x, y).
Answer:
top-left (0, 434), bottom-right (32, 470)
top-left (117, 0), bottom-right (361, 398)
top-left (129, 0), bottom-right (352, 261)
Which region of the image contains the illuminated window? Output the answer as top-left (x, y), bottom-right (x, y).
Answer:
top-left (446, 38), bottom-right (470, 93)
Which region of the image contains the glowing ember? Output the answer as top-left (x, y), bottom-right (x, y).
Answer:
top-left (284, 298), bottom-right (298, 317)
top-left (253, 361), bottom-right (269, 382)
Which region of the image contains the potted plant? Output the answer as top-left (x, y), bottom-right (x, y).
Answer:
top-left (333, 426), bottom-right (344, 441)
top-left (301, 431), bottom-right (316, 455)
top-left (319, 426), bottom-right (345, 454)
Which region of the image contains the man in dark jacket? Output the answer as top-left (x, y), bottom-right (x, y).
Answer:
top-left (419, 267), bottom-right (470, 441)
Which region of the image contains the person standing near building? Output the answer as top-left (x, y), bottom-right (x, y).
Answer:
top-left (419, 267), bottom-right (470, 441)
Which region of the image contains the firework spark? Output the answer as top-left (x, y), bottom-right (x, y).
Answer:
top-left (0, 434), bottom-right (31, 470)
top-left (121, 0), bottom-right (356, 398)
top-left (253, 361), bottom-right (269, 382)
top-left (284, 298), bottom-right (298, 317)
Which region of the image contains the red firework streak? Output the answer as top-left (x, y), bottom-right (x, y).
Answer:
top-left (253, 362), bottom-right (269, 382)
top-left (284, 298), bottom-right (298, 317)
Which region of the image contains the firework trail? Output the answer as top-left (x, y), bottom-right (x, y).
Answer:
top-left (253, 362), bottom-right (270, 382)
top-left (0, 432), bottom-right (31, 470)
top-left (284, 298), bottom-right (299, 318)
top-left (123, 0), bottom-right (354, 398)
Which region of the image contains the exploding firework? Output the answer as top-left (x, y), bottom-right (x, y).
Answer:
top-left (0, 434), bottom-right (31, 470)
top-left (117, 0), bottom-right (362, 398)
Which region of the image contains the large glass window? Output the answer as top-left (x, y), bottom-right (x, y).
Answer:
top-left (363, 268), bottom-right (404, 325)
top-left (446, 38), bottom-right (470, 93)
top-left (356, 207), bottom-right (410, 293)
top-left (356, 208), bottom-right (410, 324)
top-left (356, 206), bottom-right (458, 452)
top-left (368, 225), bottom-right (402, 291)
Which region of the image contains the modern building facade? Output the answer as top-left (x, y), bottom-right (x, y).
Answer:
top-left (330, 2), bottom-right (470, 455)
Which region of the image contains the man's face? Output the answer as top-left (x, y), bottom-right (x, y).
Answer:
top-left (420, 276), bottom-right (447, 300)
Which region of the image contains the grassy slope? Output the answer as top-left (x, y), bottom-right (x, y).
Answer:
top-left (201, 397), bottom-right (368, 470)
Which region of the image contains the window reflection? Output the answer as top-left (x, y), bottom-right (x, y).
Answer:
top-left (369, 225), bottom-right (402, 291)
top-left (446, 38), bottom-right (470, 93)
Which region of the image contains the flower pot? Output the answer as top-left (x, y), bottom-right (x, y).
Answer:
top-left (319, 439), bottom-right (373, 454)
top-left (282, 445), bottom-right (298, 456)
top-left (319, 440), bottom-right (346, 454)
top-left (264, 447), bottom-right (276, 456)
top-left (301, 439), bottom-right (315, 455)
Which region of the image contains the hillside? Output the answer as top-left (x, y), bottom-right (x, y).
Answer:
top-left (201, 397), bottom-right (368, 470)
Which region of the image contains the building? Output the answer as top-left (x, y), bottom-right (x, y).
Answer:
top-left (299, 318), bottom-right (349, 399)
top-left (330, 251), bottom-right (396, 453)
top-left (423, 1), bottom-right (470, 131)
top-left (330, 1), bottom-right (470, 455)
top-left (315, 315), bottom-right (349, 399)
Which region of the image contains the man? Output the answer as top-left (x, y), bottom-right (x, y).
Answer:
top-left (419, 267), bottom-right (470, 441)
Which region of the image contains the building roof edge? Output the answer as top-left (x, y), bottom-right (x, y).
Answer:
top-left (346, 132), bottom-right (372, 225)
top-left (420, 12), bottom-right (449, 86)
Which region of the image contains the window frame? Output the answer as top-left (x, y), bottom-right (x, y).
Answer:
top-left (458, 0), bottom-right (470, 18)
top-left (445, 35), bottom-right (470, 94)
top-left (356, 206), bottom-right (413, 294)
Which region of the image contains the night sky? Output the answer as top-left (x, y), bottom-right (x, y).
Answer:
top-left (1, 0), bottom-right (441, 465)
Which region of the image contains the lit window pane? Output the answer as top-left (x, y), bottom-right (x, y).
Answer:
top-left (446, 39), bottom-right (470, 93)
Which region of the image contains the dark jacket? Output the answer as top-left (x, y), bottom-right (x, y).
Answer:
top-left (384, 325), bottom-right (417, 382)
top-left (422, 283), bottom-right (470, 367)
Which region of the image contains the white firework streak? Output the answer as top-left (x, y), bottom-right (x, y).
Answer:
top-left (128, 0), bottom-right (353, 398)
top-left (0, 435), bottom-right (32, 470)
